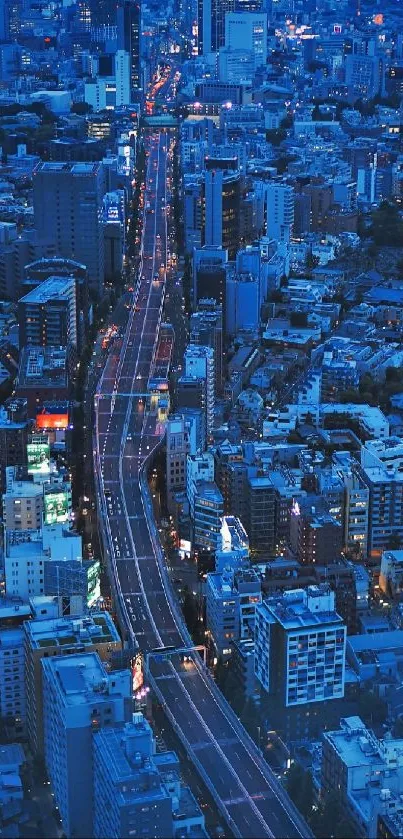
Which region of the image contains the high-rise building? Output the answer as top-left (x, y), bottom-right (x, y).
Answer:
top-left (117, 0), bottom-right (141, 99)
top-left (33, 162), bottom-right (106, 296)
top-left (0, 401), bottom-right (29, 495)
top-left (93, 716), bottom-right (173, 838)
top-left (18, 276), bottom-right (78, 352)
top-left (193, 481), bottom-right (224, 552)
top-left (203, 164), bottom-right (241, 259)
top-left (255, 586), bottom-right (346, 737)
top-left (42, 653), bottom-right (131, 837)
top-left (193, 246), bottom-right (228, 309)
top-left (24, 612), bottom-right (122, 758)
top-left (184, 344), bottom-right (215, 437)
top-left (190, 300), bottom-right (223, 393)
top-left (198, 0), bottom-right (263, 55)
top-left (265, 183), bottom-right (294, 243)
top-left (224, 11), bottom-right (268, 70)
top-left (166, 414), bottom-right (191, 510)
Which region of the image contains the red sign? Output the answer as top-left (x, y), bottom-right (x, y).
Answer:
top-left (36, 413), bottom-right (69, 430)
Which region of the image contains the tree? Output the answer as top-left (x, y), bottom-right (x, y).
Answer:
top-left (71, 102), bottom-right (93, 115)
top-left (369, 201), bottom-right (403, 247)
top-left (266, 128), bottom-right (286, 146)
top-left (358, 688), bottom-right (387, 726)
top-left (286, 764), bottom-right (314, 821)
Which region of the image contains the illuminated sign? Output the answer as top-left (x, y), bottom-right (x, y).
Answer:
top-left (132, 653), bottom-right (144, 693)
top-left (291, 500), bottom-right (301, 517)
top-left (27, 438), bottom-right (50, 474)
top-left (36, 413), bottom-right (69, 430)
top-left (373, 14), bottom-right (383, 25)
top-left (87, 561), bottom-right (101, 607)
top-left (44, 491), bottom-right (70, 525)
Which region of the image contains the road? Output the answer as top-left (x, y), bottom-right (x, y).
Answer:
top-left (94, 126), bottom-right (311, 839)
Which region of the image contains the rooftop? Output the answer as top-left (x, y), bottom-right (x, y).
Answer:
top-left (25, 613), bottom-right (119, 649)
top-left (19, 276), bottom-right (75, 305)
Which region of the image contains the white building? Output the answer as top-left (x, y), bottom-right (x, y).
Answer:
top-left (5, 524), bottom-right (82, 600)
top-left (224, 12), bottom-right (268, 70)
top-left (184, 344), bottom-right (215, 436)
top-left (42, 652), bottom-right (131, 838)
top-left (265, 183), bottom-right (294, 243)
top-left (255, 585), bottom-right (346, 703)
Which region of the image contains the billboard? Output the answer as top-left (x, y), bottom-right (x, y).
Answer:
top-left (36, 413), bottom-right (68, 430)
top-left (27, 438), bottom-right (50, 474)
top-left (87, 561), bottom-right (101, 608)
top-left (132, 653), bottom-right (144, 693)
top-left (44, 491), bottom-right (70, 524)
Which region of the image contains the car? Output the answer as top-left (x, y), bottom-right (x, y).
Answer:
top-left (127, 434), bottom-right (132, 441)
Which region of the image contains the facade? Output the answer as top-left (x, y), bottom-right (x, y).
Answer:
top-left (193, 480), bottom-right (224, 552)
top-left (0, 628), bottom-right (25, 737)
top-left (93, 716), bottom-right (173, 839)
top-left (33, 162), bottom-right (105, 296)
top-left (255, 585), bottom-right (346, 706)
top-left (203, 167), bottom-right (241, 260)
top-left (42, 653), bottom-right (131, 837)
top-left (18, 276), bottom-right (78, 351)
top-left (246, 475), bottom-right (277, 553)
top-left (190, 300), bottom-right (223, 393)
top-left (322, 716), bottom-right (403, 839)
top-left (166, 414), bottom-right (191, 510)
top-left (5, 524), bottom-right (82, 601)
top-left (24, 611), bottom-right (122, 757)
top-left (184, 344), bottom-right (215, 437)
top-left (186, 451), bottom-right (215, 516)
top-left (117, 0), bottom-right (141, 98)
top-left (265, 183), bottom-right (294, 243)
top-left (224, 12), bottom-right (267, 70)
top-left (3, 472), bottom-right (44, 531)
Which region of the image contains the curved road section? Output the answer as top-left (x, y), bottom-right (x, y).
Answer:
top-left (94, 132), bottom-right (311, 839)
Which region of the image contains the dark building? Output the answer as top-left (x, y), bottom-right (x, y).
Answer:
top-left (246, 476), bottom-right (277, 553)
top-left (117, 0), bottom-right (141, 98)
top-left (190, 300), bottom-right (223, 393)
top-left (197, 0), bottom-right (263, 55)
top-left (290, 501), bottom-right (343, 566)
top-left (0, 399), bottom-right (30, 495)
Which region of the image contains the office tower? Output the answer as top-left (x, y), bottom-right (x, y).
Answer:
top-left (265, 183), bottom-right (294, 243)
top-left (190, 300), bottom-right (223, 393)
top-left (193, 246), bottom-right (228, 310)
top-left (33, 162), bottom-right (106, 296)
top-left (89, 0), bottom-right (117, 27)
top-left (0, 0), bottom-right (9, 41)
top-left (193, 481), bottom-right (224, 552)
top-left (18, 276), bottom-right (78, 352)
top-left (225, 12), bottom-right (268, 70)
top-left (184, 344), bottom-right (215, 437)
top-left (115, 49), bottom-right (131, 105)
top-left (93, 717), bottom-right (173, 838)
top-left (255, 586), bottom-right (346, 736)
top-left (198, 0), bottom-right (263, 55)
top-left (117, 0), bottom-right (141, 99)
top-left (203, 164), bottom-right (241, 259)
top-left (198, 0), bottom-right (234, 55)
top-left (246, 475), bottom-right (277, 552)
top-left (225, 269), bottom-right (260, 337)
top-left (345, 53), bottom-right (384, 100)
top-left (24, 613), bottom-right (122, 758)
top-left (42, 653), bottom-right (131, 837)
top-left (166, 414), bottom-right (191, 510)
